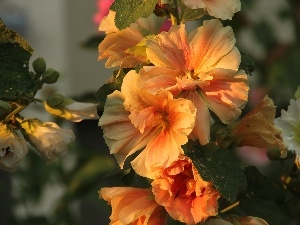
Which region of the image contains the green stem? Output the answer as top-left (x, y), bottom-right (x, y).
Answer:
top-left (3, 104), bottom-right (25, 123)
top-left (33, 98), bottom-right (44, 103)
top-left (219, 201), bottom-right (239, 214)
top-left (172, 0), bottom-right (180, 25)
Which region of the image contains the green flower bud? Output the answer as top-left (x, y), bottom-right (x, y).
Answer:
top-left (32, 57), bottom-right (46, 75)
top-left (41, 68), bottom-right (60, 84)
top-left (44, 94), bottom-right (98, 122)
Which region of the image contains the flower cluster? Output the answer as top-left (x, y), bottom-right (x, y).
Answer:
top-left (0, 27), bottom-right (99, 169)
top-left (96, 0), bottom-right (299, 224)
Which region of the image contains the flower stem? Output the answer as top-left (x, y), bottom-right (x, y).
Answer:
top-left (171, 0), bottom-right (180, 25)
top-left (219, 201), bottom-right (239, 214)
top-left (3, 104), bottom-right (25, 123)
top-left (33, 98), bottom-right (44, 103)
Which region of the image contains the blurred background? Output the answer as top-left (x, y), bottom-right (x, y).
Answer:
top-left (0, 0), bottom-right (300, 224)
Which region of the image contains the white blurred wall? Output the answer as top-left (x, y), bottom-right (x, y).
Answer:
top-left (0, 0), bottom-right (111, 98)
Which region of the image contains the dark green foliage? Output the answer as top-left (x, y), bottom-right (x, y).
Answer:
top-left (239, 51), bottom-right (255, 76)
top-left (110, 0), bottom-right (157, 30)
top-left (244, 166), bottom-right (285, 203)
top-left (0, 19), bottom-right (33, 53)
top-left (0, 43), bottom-right (35, 101)
top-left (186, 143), bottom-right (247, 202)
top-left (240, 197), bottom-right (290, 225)
top-left (176, 0), bottom-right (207, 22)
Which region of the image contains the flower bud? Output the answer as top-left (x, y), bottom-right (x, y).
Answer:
top-left (32, 57), bottom-right (46, 75)
top-left (41, 68), bottom-right (60, 84)
top-left (0, 123), bottom-right (28, 171)
top-left (44, 94), bottom-right (99, 122)
top-left (20, 119), bottom-right (75, 163)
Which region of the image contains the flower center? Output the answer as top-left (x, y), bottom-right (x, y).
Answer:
top-left (186, 69), bottom-right (198, 80)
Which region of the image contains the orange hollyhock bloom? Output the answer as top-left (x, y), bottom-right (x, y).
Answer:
top-left (181, 0), bottom-right (241, 20)
top-left (98, 70), bottom-right (196, 178)
top-left (100, 187), bottom-right (167, 225)
top-left (98, 11), bottom-right (170, 68)
top-left (151, 156), bottom-right (220, 225)
top-left (229, 95), bottom-right (286, 157)
top-left (139, 19), bottom-right (248, 145)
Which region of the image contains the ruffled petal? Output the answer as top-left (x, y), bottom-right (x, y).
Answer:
top-left (183, 91), bottom-right (210, 145)
top-left (201, 69), bottom-right (248, 124)
top-left (99, 91), bottom-right (155, 168)
top-left (146, 25), bottom-right (191, 72)
top-left (201, 0), bottom-right (241, 20)
top-left (188, 19), bottom-right (240, 74)
top-left (100, 187), bottom-right (167, 225)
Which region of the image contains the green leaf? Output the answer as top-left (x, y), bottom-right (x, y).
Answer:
top-left (0, 19), bottom-right (33, 53)
top-left (244, 166), bottom-right (285, 203)
top-left (186, 143), bottom-right (247, 202)
top-left (122, 168), bottom-right (136, 186)
top-left (0, 19), bottom-right (35, 101)
top-left (110, 0), bottom-right (157, 30)
top-left (0, 43), bottom-right (35, 101)
top-left (94, 68), bottom-right (128, 109)
top-left (240, 197), bottom-right (290, 225)
top-left (239, 51), bottom-right (255, 76)
top-left (177, 0), bottom-right (207, 22)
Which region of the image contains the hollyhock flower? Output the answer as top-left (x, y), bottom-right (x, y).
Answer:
top-left (98, 11), bottom-right (171, 68)
top-left (227, 96), bottom-right (286, 157)
top-left (181, 0), bottom-right (241, 20)
top-left (275, 98), bottom-right (300, 154)
top-left (139, 19), bottom-right (248, 145)
top-left (20, 119), bottom-right (75, 163)
top-left (151, 156), bottom-right (220, 224)
top-left (44, 94), bottom-right (99, 122)
top-left (100, 187), bottom-right (167, 225)
top-left (98, 70), bottom-right (196, 178)
top-left (0, 123), bottom-right (28, 170)
top-left (93, 0), bottom-right (114, 26)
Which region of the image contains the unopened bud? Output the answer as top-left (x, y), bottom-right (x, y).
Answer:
top-left (41, 68), bottom-right (60, 84)
top-left (32, 57), bottom-right (46, 75)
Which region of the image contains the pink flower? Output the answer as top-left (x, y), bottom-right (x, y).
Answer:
top-left (100, 187), bottom-right (167, 225)
top-left (98, 70), bottom-right (196, 178)
top-left (152, 156), bottom-right (220, 224)
top-left (139, 19), bottom-right (248, 145)
top-left (98, 11), bottom-right (170, 68)
top-left (93, 0), bottom-right (114, 26)
top-left (181, 0), bottom-right (241, 20)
